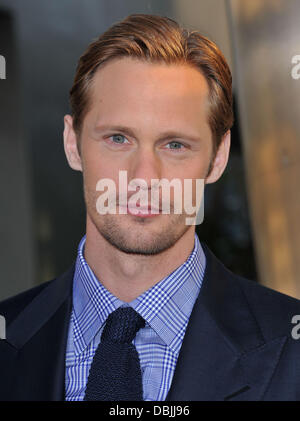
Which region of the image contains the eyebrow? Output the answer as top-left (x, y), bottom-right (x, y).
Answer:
top-left (93, 124), bottom-right (203, 143)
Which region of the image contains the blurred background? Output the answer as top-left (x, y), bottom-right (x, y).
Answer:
top-left (0, 0), bottom-right (299, 301)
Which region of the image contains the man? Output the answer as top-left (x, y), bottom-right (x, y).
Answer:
top-left (1, 13), bottom-right (300, 401)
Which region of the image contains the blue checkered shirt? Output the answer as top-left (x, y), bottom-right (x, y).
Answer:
top-left (65, 232), bottom-right (206, 401)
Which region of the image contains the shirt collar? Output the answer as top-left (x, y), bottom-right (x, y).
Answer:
top-left (130, 233), bottom-right (206, 354)
top-left (71, 232), bottom-right (206, 357)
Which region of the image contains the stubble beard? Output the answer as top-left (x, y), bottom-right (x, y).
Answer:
top-left (84, 187), bottom-right (192, 256)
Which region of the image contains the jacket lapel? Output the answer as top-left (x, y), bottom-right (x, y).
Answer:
top-left (166, 243), bottom-right (287, 401)
top-left (0, 263), bottom-right (75, 400)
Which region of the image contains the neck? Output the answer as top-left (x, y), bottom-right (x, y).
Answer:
top-left (83, 217), bottom-right (196, 302)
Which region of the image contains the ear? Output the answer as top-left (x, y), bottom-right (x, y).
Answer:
top-left (205, 130), bottom-right (231, 184)
top-left (63, 115), bottom-right (83, 172)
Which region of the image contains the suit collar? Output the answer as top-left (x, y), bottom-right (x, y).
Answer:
top-left (166, 242), bottom-right (287, 401)
top-left (1, 264), bottom-right (75, 400)
top-left (6, 263), bottom-right (74, 350)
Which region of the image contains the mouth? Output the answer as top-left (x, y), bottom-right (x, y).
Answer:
top-left (119, 204), bottom-right (162, 217)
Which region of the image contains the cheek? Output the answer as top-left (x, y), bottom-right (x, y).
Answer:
top-left (82, 146), bottom-right (114, 183)
top-left (172, 159), bottom-right (209, 181)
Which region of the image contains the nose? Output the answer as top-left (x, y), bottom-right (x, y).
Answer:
top-left (129, 145), bottom-right (162, 191)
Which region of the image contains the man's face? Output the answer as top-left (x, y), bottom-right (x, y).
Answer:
top-left (64, 57), bottom-right (230, 255)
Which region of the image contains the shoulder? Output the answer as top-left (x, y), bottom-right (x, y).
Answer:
top-left (0, 262), bottom-right (75, 329)
top-left (0, 280), bottom-right (52, 326)
top-left (0, 262), bottom-right (75, 324)
top-left (234, 273), bottom-right (300, 338)
top-left (201, 241), bottom-right (300, 340)
top-left (0, 262), bottom-right (75, 328)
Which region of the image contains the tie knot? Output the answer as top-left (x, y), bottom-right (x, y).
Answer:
top-left (102, 307), bottom-right (145, 343)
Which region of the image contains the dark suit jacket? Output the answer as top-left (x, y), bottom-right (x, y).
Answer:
top-left (1, 243), bottom-right (300, 401)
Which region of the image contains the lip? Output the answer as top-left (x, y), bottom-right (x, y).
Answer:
top-left (120, 205), bottom-right (161, 217)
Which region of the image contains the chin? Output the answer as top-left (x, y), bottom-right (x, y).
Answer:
top-left (99, 223), bottom-right (188, 257)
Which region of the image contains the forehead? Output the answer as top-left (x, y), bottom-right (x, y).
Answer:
top-left (86, 57), bottom-right (210, 132)
top-left (91, 57), bottom-right (209, 102)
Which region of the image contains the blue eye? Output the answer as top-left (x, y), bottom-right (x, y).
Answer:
top-left (111, 134), bottom-right (128, 144)
top-left (166, 141), bottom-right (184, 150)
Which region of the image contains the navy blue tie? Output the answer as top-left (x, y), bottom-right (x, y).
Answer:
top-left (84, 307), bottom-right (145, 401)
